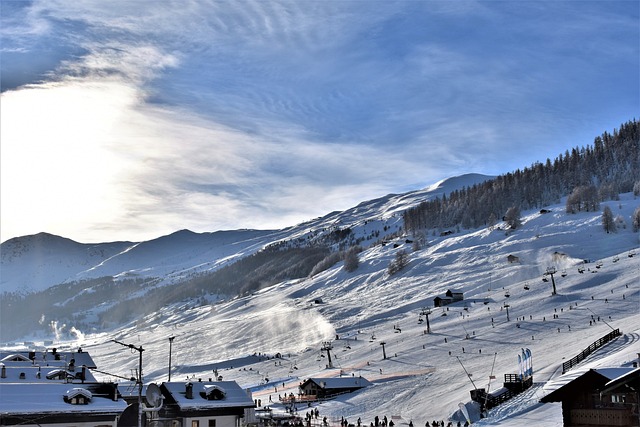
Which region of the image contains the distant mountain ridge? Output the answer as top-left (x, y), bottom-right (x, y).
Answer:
top-left (0, 173), bottom-right (494, 295)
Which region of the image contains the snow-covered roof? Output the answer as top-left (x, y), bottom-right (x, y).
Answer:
top-left (64, 387), bottom-right (92, 400)
top-left (0, 383), bottom-right (126, 414)
top-left (0, 350), bottom-right (96, 368)
top-left (161, 381), bottom-right (254, 410)
top-left (593, 367), bottom-right (635, 381)
top-left (0, 365), bottom-right (97, 382)
top-left (541, 367), bottom-right (636, 402)
top-left (602, 367), bottom-right (640, 393)
top-left (1, 354), bottom-right (31, 362)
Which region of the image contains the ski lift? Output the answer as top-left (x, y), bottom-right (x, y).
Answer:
top-left (418, 318), bottom-right (424, 324)
top-left (629, 250), bottom-right (636, 258)
top-left (578, 266), bottom-right (585, 273)
top-left (612, 255), bottom-right (619, 263)
top-left (596, 262), bottom-right (603, 269)
top-left (505, 290), bottom-right (510, 298)
top-left (542, 276), bottom-right (549, 282)
top-left (523, 284), bottom-right (530, 290)
top-left (561, 270), bottom-right (567, 277)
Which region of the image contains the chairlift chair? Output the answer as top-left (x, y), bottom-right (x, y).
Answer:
top-left (524, 284), bottom-right (530, 290)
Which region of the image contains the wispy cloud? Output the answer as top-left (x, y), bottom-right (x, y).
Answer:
top-left (1, 0), bottom-right (638, 242)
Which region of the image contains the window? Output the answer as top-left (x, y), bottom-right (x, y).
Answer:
top-left (209, 421), bottom-right (216, 427)
top-left (611, 394), bottom-right (626, 403)
top-left (192, 422), bottom-right (199, 427)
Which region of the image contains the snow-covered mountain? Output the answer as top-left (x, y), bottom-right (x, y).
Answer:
top-left (0, 173), bottom-right (493, 295)
top-left (1, 174), bottom-right (639, 426)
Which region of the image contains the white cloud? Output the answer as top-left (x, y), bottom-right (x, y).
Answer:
top-left (1, 0), bottom-right (637, 242)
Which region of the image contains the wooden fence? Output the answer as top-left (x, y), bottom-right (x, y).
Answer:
top-left (562, 329), bottom-right (622, 374)
top-left (470, 376), bottom-right (533, 410)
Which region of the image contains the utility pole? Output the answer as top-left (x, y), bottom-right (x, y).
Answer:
top-left (545, 267), bottom-right (558, 295)
top-left (321, 342), bottom-right (334, 368)
top-left (112, 339), bottom-right (145, 427)
top-left (168, 336), bottom-right (175, 382)
top-left (420, 308), bottom-right (432, 334)
top-left (380, 341), bottom-right (387, 360)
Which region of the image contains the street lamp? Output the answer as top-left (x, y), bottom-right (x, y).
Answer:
top-left (112, 339), bottom-right (144, 427)
top-left (168, 336), bottom-right (175, 382)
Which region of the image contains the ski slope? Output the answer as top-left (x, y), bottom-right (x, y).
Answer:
top-left (4, 193), bottom-right (640, 425)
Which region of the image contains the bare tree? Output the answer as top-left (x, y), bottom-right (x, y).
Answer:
top-left (388, 249), bottom-right (409, 275)
top-left (343, 246), bottom-right (361, 272)
top-left (602, 206), bottom-right (616, 233)
top-left (504, 206), bottom-right (522, 230)
top-left (632, 207), bottom-right (640, 232)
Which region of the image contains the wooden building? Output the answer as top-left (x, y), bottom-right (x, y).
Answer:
top-left (541, 367), bottom-right (639, 426)
top-left (434, 289), bottom-right (464, 307)
top-left (299, 377), bottom-right (371, 400)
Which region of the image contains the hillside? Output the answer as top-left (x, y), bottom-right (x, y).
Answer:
top-left (3, 191), bottom-right (638, 425)
top-left (0, 174), bottom-right (495, 341)
top-left (0, 174), bottom-right (494, 296)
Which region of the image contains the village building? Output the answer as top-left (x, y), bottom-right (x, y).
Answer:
top-left (299, 376), bottom-right (371, 400)
top-left (145, 380), bottom-right (255, 427)
top-left (0, 348), bottom-right (97, 369)
top-left (507, 254), bottom-right (520, 263)
top-left (0, 352), bottom-right (126, 426)
top-left (540, 367), bottom-right (640, 426)
top-left (433, 289), bottom-right (464, 307)
top-left (0, 348), bottom-right (255, 427)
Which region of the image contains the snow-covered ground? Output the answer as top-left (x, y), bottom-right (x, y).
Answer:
top-left (3, 192), bottom-right (640, 425)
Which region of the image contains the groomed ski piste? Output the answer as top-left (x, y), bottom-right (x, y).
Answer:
top-left (5, 192), bottom-right (640, 426)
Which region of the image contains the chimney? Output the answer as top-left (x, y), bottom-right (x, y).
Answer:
top-left (1, 364), bottom-right (6, 378)
top-left (186, 382), bottom-right (193, 399)
top-left (81, 366), bottom-right (86, 383)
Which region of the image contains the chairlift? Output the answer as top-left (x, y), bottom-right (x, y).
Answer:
top-left (629, 250), bottom-right (636, 258)
top-left (418, 318), bottom-right (424, 324)
top-left (505, 290), bottom-right (510, 298)
top-left (561, 270), bottom-right (567, 277)
top-left (612, 256), bottom-right (619, 263)
top-left (578, 266), bottom-right (585, 273)
top-left (542, 276), bottom-right (549, 282)
top-left (523, 284), bottom-right (530, 290)
top-left (596, 262), bottom-right (603, 269)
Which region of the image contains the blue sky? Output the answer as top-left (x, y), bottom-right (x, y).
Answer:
top-left (1, 0), bottom-right (638, 243)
